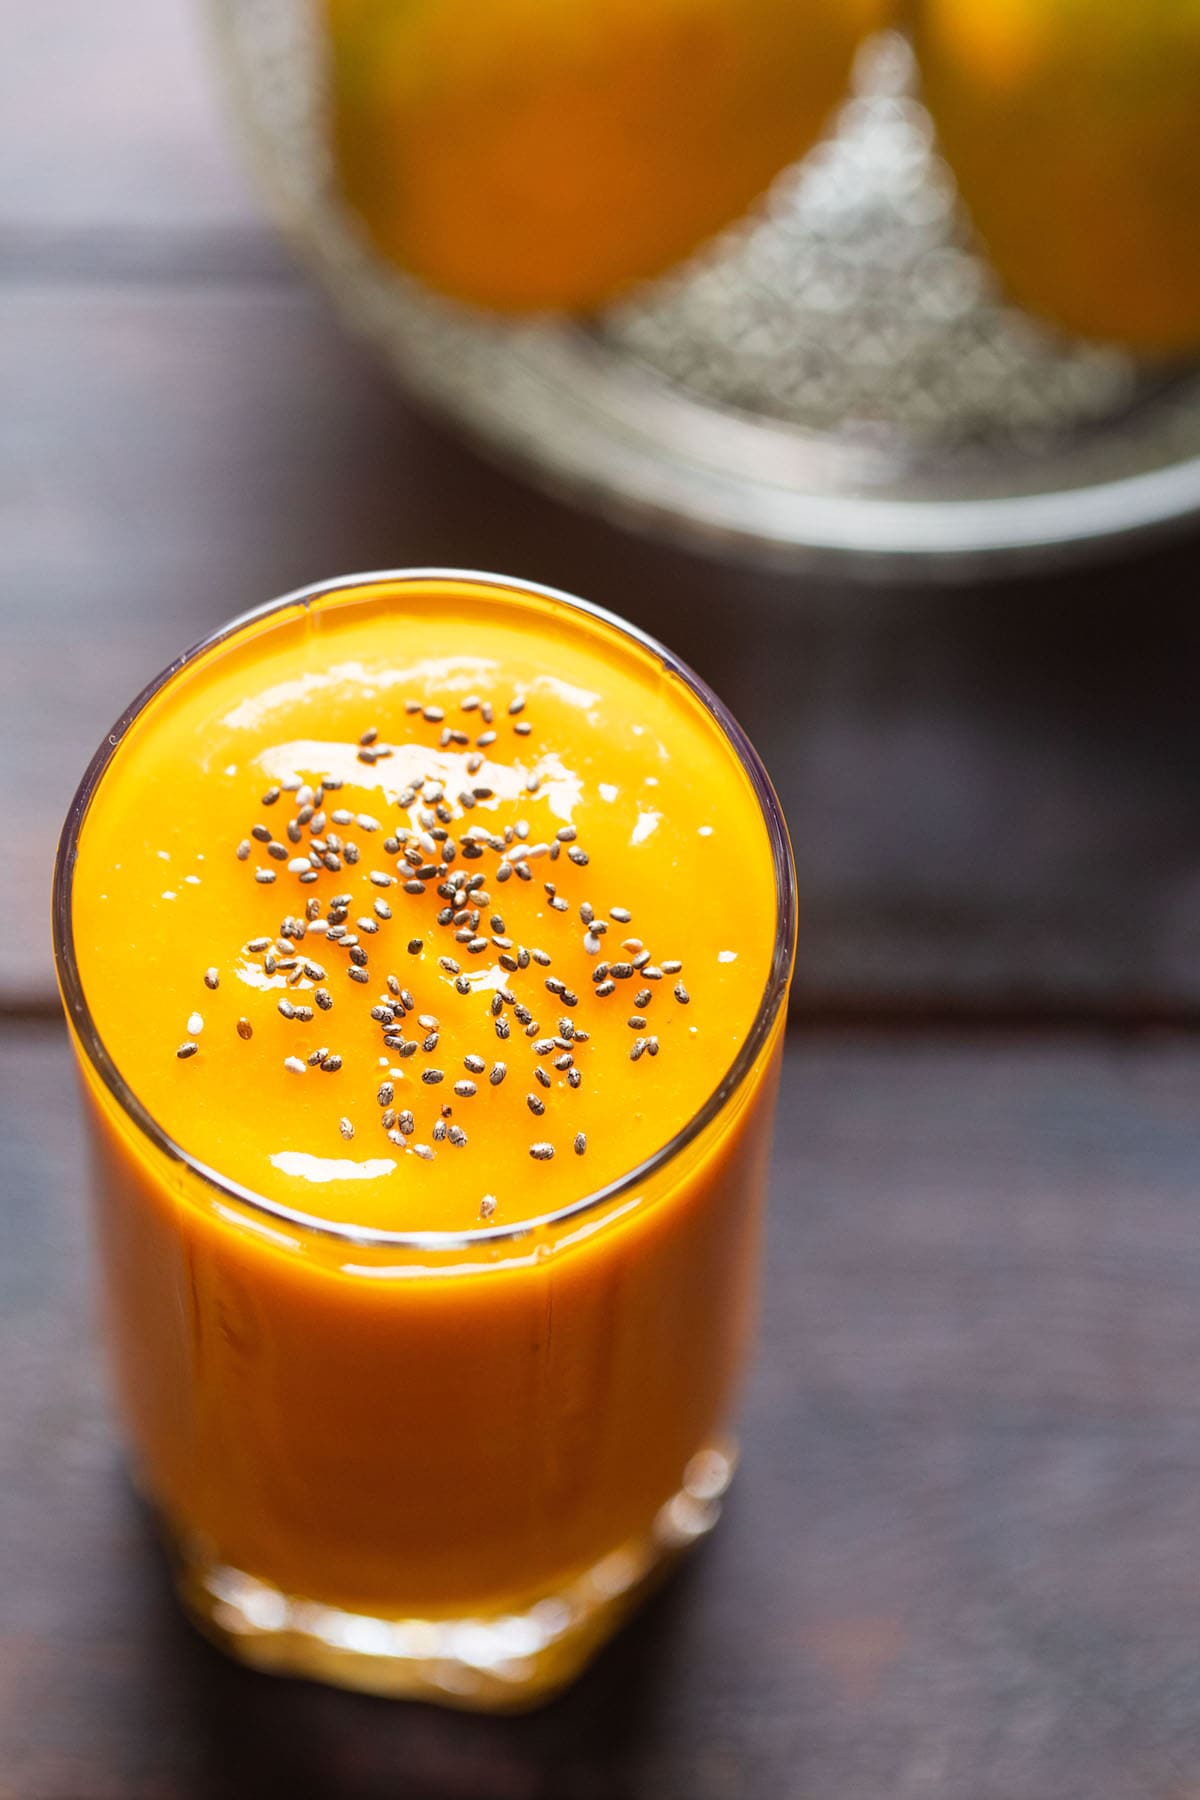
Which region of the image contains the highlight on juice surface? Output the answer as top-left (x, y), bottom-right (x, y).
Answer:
top-left (323, 0), bottom-right (891, 312)
top-left (53, 571), bottom-right (796, 1708)
top-left (913, 0), bottom-right (1200, 355)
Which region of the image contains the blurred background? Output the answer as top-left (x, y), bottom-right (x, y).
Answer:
top-left (5, 2), bottom-right (1200, 1795)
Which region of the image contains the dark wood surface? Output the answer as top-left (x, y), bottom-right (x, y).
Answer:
top-left (7, 5), bottom-right (1200, 1797)
top-left (8, 1025), bottom-right (1200, 1800)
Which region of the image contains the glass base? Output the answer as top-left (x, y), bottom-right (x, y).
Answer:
top-left (167, 1445), bottom-right (735, 1711)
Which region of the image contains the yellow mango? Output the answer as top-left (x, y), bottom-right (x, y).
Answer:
top-left (325, 0), bottom-right (889, 312)
top-left (914, 0), bottom-right (1200, 354)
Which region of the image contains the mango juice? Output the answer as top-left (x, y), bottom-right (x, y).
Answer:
top-left (54, 572), bottom-right (795, 1707)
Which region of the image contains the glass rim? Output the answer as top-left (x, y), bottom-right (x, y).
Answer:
top-left (52, 568), bottom-right (797, 1254)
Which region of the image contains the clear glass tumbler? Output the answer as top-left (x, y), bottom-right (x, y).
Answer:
top-left (53, 570), bottom-right (796, 1709)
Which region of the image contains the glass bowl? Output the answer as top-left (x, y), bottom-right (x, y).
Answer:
top-left (210, 7), bottom-right (1200, 578)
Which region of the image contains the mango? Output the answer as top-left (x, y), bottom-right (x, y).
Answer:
top-left (913, 0), bottom-right (1200, 355)
top-left (325, 0), bottom-right (890, 313)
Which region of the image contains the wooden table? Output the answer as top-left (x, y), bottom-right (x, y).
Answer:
top-left (4, 6), bottom-right (1200, 1796)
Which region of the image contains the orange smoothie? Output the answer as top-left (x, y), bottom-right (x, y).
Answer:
top-left (55, 571), bottom-right (794, 1707)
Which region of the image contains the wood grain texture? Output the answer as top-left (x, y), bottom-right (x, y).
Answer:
top-left (5, 1024), bottom-right (1200, 1799)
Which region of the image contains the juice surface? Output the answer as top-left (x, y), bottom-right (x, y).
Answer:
top-left (72, 576), bottom-right (778, 1236)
